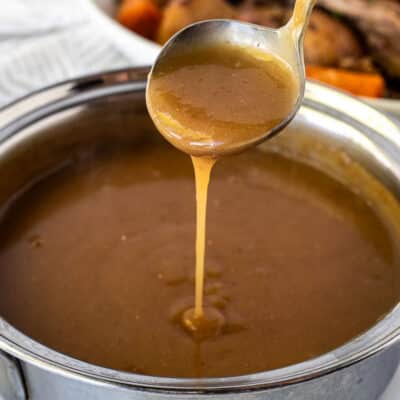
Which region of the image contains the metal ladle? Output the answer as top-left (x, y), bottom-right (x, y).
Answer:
top-left (147, 0), bottom-right (316, 156)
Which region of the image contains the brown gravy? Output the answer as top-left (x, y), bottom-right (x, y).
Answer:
top-left (0, 142), bottom-right (398, 378)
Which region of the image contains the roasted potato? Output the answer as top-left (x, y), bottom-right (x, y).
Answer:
top-left (157, 0), bottom-right (236, 44)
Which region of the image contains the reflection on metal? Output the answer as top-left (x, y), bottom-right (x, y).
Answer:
top-left (0, 351), bottom-right (26, 400)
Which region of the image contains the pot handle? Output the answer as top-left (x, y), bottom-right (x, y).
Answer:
top-left (0, 350), bottom-right (26, 400)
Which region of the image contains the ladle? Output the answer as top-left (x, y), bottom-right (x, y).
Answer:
top-left (146, 0), bottom-right (316, 156)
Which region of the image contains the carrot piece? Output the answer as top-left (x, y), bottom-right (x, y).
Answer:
top-left (117, 0), bottom-right (162, 40)
top-left (306, 66), bottom-right (385, 98)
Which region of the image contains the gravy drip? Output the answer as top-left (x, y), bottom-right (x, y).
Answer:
top-left (147, 42), bottom-right (299, 335)
top-left (182, 157), bottom-right (225, 340)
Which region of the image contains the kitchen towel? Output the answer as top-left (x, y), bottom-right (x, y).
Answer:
top-left (0, 0), bottom-right (158, 106)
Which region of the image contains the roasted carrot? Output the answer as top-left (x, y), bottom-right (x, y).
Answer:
top-left (117, 0), bottom-right (162, 40)
top-left (306, 66), bottom-right (385, 98)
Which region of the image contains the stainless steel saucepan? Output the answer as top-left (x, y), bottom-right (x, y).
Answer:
top-left (1, 68), bottom-right (400, 399)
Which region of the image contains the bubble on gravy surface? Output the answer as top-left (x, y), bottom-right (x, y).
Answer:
top-left (0, 141), bottom-right (399, 378)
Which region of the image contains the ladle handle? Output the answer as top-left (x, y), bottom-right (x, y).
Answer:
top-left (286, 0), bottom-right (316, 42)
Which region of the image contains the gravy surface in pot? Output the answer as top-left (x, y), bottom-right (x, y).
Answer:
top-left (0, 141), bottom-right (399, 378)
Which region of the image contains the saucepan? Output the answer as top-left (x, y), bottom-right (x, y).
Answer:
top-left (1, 67), bottom-right (400, 399)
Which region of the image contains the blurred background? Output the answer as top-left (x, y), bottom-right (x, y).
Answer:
top-left (1, 0), bottom-right (399, 114)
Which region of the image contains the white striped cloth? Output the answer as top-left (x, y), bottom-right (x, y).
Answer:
top-left (0, 0), bottom-right (159, 106)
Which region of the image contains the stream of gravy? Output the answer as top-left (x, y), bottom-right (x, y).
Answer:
top-left (182, 156), bottom-right (225, 339)
top-left (190, 157), bottom-right (215, 318)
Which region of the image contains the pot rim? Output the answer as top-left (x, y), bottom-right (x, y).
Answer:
top-left (0, 68), bottom-right (400, 393)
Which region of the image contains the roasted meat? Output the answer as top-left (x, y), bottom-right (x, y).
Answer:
top-left (304, 9), bottom-right (363, 67)
top-left (238, 4), bottom-right (363, 69)
top-left (319, 0), bottom-right (400, 77)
